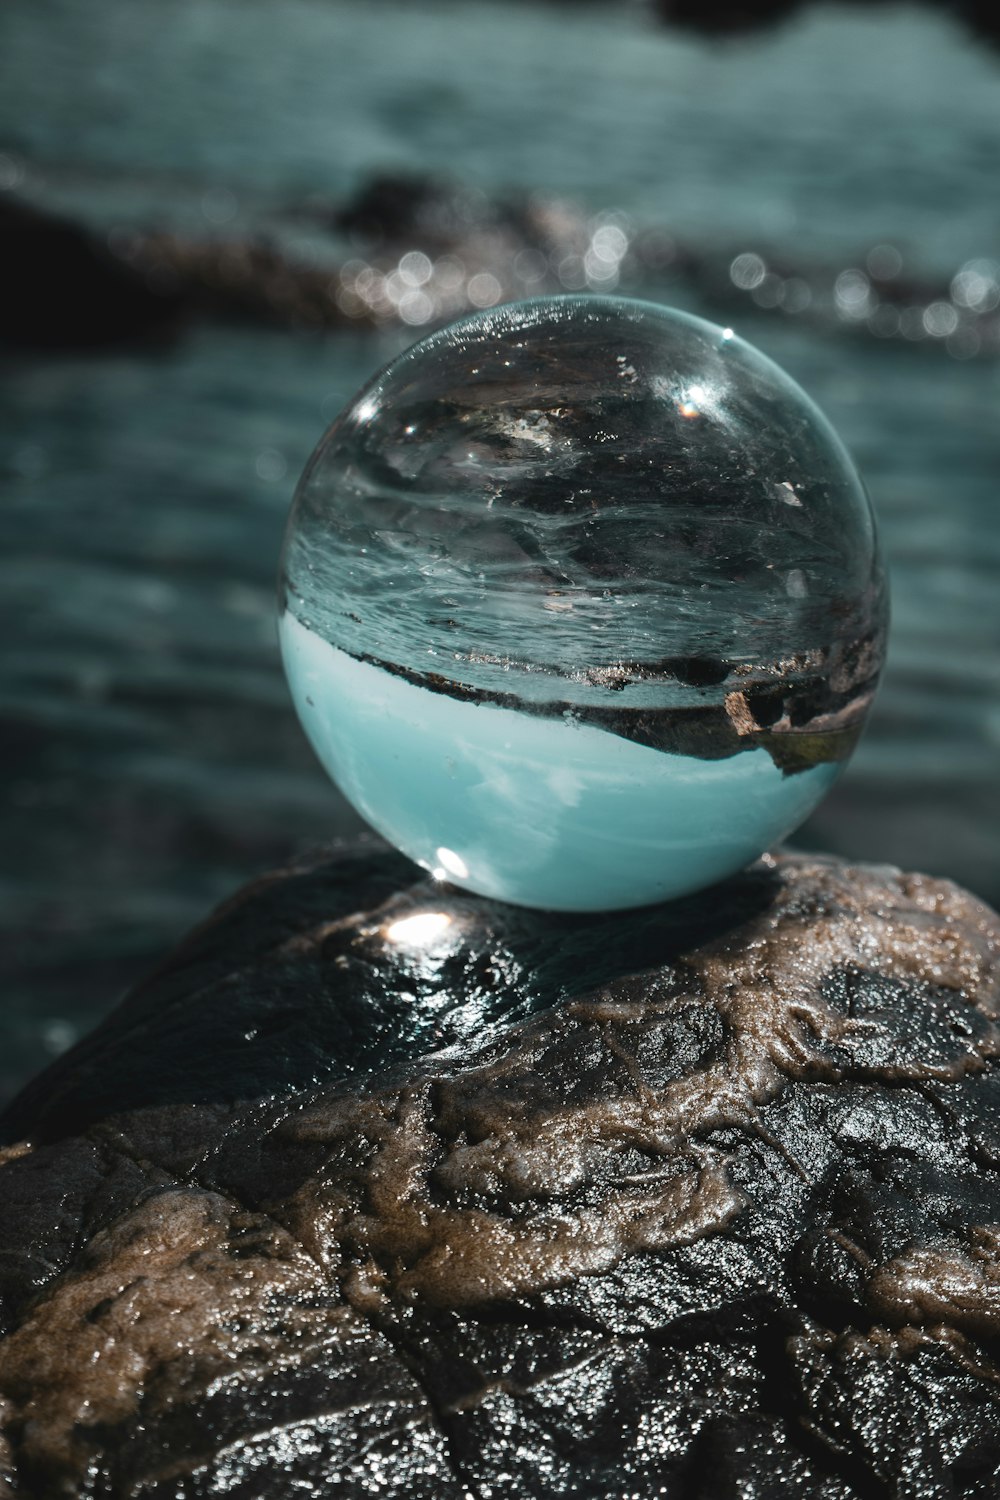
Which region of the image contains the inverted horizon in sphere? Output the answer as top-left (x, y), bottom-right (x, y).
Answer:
top-left (279, 296), bottom-right (887, 910)
top-left (280, 611), bottom-right (842, 910)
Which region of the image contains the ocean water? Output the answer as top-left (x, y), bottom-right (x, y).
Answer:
top-left (1, 0), bottom-right (999, 1099)
top-left (280, 613), bottom-right (840, 910)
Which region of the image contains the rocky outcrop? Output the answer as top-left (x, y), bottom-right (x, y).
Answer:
top-left (654, 0), bottom-right (1000, 46)
top-left (5, 177), bottom-right (991, 355)
top-left (2, 843), bottom-right (1000, 1497)
top-left (0, 197), bottom-right (185, 351)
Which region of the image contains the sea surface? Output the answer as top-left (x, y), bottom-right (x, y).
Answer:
top-left (1, 0), bottom-right (999, 1101)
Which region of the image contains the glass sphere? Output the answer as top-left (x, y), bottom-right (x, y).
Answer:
top-left (279, 297), bottom-right (887, 911)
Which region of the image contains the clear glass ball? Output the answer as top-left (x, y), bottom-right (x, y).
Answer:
top-left (279, 297), bottom-right (887, 911)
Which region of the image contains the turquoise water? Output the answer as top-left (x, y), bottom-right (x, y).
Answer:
top-left (281, 614), bottom-right (839, 909)
top-left (1, 0), bottom-right (999, 1093)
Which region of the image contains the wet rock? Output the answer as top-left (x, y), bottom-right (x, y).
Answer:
top-left (0, 196), bottom-right (363, 347)
top-left (0, 197), bottom-right (185, 351)
top-left (1, 842), bottom-right (1000, 1497)
top-left (117, 230), bottom-right (363, 332)
top-left (5, 180), bottom-right (986, 355)
top-left (654, 0), bottom-right (1000, 47)
top-left (653, 0), bottom-right (800, 35)
top-left (333, 171), bottom-right (522, 249)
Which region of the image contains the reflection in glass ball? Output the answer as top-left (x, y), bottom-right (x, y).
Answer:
top-left (279, 297), bottom-right (887, 911)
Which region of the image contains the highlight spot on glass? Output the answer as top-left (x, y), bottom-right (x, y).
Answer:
top-left (436, 847), bottom-right (470, 880)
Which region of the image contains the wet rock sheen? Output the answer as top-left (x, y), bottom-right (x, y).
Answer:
top-left (1, 844), bottom-right (1000, 1497)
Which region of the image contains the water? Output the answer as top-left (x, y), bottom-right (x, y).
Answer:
top-left (2, 0), bottom-right (999, 1094)
top-left (282, 299), bottom-right (885, 688)
top-left (282, 614), bottom-right (839, 909)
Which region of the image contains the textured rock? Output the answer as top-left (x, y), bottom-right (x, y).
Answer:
top-left (2, 843), bottom-right (1000, 1498)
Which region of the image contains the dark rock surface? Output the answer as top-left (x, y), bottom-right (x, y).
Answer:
top-left (2, 842), bottom-right (1000, 1497)
top-left (655, 0), bottom-right (1000, 48)
top-left (0, 198), bottom-right (186, 351)
top-left (3, 177), bottom-right (992, 355)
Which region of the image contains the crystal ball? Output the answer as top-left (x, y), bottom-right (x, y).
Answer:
top-left (279, 296), bottom-right (887, 911)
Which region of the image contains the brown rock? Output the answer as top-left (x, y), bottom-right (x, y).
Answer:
top-left (1, 844), bottom-right (1000, 1497)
